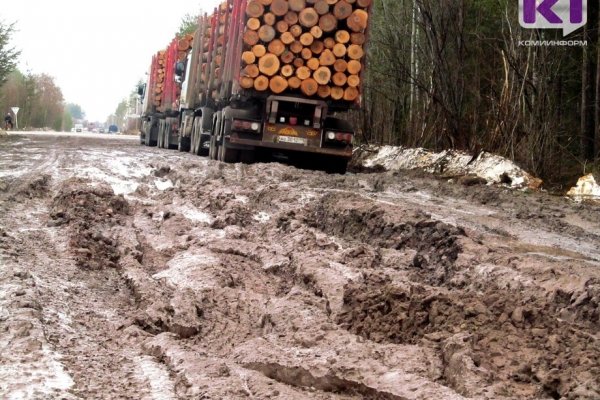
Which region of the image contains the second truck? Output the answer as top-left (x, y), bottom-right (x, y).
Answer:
top-left (139, 0), bottom-right (371, 173)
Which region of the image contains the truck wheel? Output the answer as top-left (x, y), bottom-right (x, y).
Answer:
top-left (190, 117), bottom-right (200, 155)
top-left (209, 112), bottom-right (222, 161)
top-left (218, 119), bottom-right (240, 163)
top-left (218, 138), bottom-right (240, 163)
top-left (157, 120), bottom-right (164, 148)
top-left (146, 118), bottom-right (158, 147)
top-left (327, 158), bottom-right (349, 175)
top-left (178, 136), bottom-right (190, 152)
top-left (198, 127), bottom-right (209, 157)
top-left (164, 121), bottom-right (171, 149)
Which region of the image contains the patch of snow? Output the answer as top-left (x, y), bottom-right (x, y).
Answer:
top-left (253, 212), bottom-right (271, 223)
top-left (358, 146), bottom-right (542, 190)
top-left (0, 345), bottom-right (74, 400)
top-left (0, 168), bottom-right (29, 178)
top-left (234, 195), bottom-right (249, 204)
top-left (134, 356), bottom-right (176, 400)
top-left (567, 174), bottom-right (600, 202)
top-left (154, 179), bottom-right (174, 191)
top-left (77, 166), bottom-right (140, 195)
top-left (181, 207), bottom-right (213, 224)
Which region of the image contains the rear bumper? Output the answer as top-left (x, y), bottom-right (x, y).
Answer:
top-left (227, 135), bottom-right (352, 158)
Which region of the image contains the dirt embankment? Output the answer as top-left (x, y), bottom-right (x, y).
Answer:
top-left (1, 134), bottom-right (599, 399)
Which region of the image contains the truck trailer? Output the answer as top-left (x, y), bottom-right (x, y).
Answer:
top-left (140, 0), bottom-right (371, 173)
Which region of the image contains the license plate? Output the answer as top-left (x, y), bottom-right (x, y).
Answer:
top-left (278, 136), bottom-right (306, 145)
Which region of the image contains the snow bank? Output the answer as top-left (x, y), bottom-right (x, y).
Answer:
top-left (356, 146), bottom-right (542, 190)
top-left (567, 174), bottom-right (600, 203)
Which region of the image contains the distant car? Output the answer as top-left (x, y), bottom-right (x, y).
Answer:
top-left (99, 128), bottom-right (105, 133)
top-left (108, 125), bottom-right (118, 134)
top-left (74, 124), bottom-right (83, 133)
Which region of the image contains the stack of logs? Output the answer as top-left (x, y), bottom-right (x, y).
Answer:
top-left (153, 34), bottom-right (195, 107)
top-left (239, 0), bottom-right (370, 101)
top-left (198, 2), bottom-right (229, 101)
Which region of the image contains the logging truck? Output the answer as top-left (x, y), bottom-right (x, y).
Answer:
top-left (139, 0), bottom-right (371, 173)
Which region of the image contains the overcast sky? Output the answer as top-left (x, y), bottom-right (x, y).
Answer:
top-left (3, 0), bottom-right (221, 121)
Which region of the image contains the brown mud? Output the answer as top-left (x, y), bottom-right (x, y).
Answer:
top-left (0, 133), bottom-right (598, 399)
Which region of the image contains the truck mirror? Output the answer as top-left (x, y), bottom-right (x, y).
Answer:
top-left (137, 84), bottom-right (145, 97)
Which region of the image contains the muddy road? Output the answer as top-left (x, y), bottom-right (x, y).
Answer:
top-left (0, 132), bottom-right (598, 399)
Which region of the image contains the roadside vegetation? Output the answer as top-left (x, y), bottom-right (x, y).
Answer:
top-left (360, 0), bottom-right (600, 186)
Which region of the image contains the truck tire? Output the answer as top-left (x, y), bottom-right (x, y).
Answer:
top-left (208, 112), bottom-right (222, 161)
top-left (218, 118), bottom-right (240, 163)
top-left (178, 136), bottom-right (190, 152)
top-left (157, 120), bottom-right (164, 148)
top-left (164, 119), bottom-right (171, 149)
top-left (144, 117), bottom-right (158, 147)
top-left (190, 116), bottom-right (200, 155)
top-left (326, 157), bottom-right (349, 174)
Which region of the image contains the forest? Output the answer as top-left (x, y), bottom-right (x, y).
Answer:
top-left (359, 0), bottom-right (599, 185)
